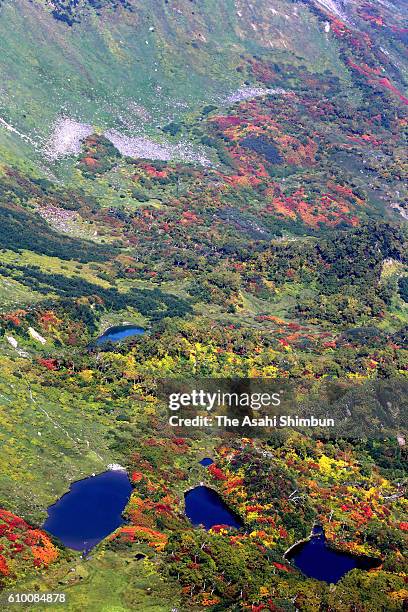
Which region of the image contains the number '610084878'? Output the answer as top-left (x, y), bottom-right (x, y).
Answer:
top-left (4, 592), bottom-right (66, 605)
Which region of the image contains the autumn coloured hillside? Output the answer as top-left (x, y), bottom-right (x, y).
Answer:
top-left (0, 0), bottom-right (406, 610)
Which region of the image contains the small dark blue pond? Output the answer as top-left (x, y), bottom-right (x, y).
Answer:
top-left (288, 525), bottom-right (380, 584)
top-left (185, 486), bottom-right (243, 530)
top-left (95, 325), bottom-right (145, 345)
top-left (43, 471), bottom-right (132, 553)
top-left (199, 458), bottom-right (214, 466)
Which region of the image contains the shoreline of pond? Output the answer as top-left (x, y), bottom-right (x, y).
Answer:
top-left (43, 469), bottom-right (132, 554)
top-left (284, 523), bottom-right (382, 583)
top-left (87, 324), bottom-right (147, 348)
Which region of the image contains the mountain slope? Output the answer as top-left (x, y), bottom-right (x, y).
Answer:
top-left (0, 1), bottom-right (406, 610)
top-left (0, 0), bottom-right (354, 167)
